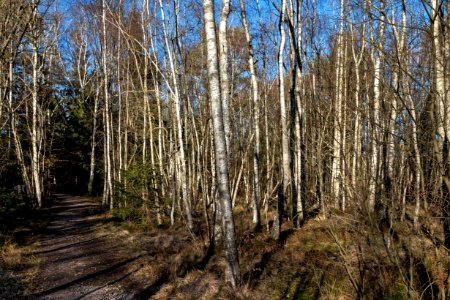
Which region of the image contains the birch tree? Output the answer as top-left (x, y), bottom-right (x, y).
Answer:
top-left (349, 0), bottom-right (366, 199)
top-left (239, 0), bottom-right (261, 229)
top-left (286, 0), bottom-right (305, 226)
top-left (331, 0), bottom-right (344, 211)
top-left (203, 0), bottom-right (240, 287)
top-left (158, 0), bottom-right (193, 230)
top-left (272, 0), bottom-right (289, 240)
top-left (368, 0), bottom-right (385, 211)
top-left (431, 0), bottom-right (450, 249)
top-left (99, 0), bottom-right (113, 207)
top-left (30, 0), bottom-right (43, 207)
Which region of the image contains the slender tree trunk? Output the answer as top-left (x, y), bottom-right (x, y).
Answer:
top-left (331, 0), bottom-right (344, 210)
top-left (159, 0), bottom-right (193, 230)
top-left (203, 0), bottom-right (240, 287)
top-left (88, 85), bottom-right (99, 195)
top-left (240, 0), bottom-right (261, 228)
top-left (431, 0), bottom-right (450, 250)
top-left (31, 0), bottom-right (42, 207)
top-left (117, 2), bottom-right (123, 186)
top-left (102, 0), bottom-right (113, 208)
top-left (218, 0), bottom-right (231, 154)
top-left (287, 0), bottom-right (305, 227)
top-left (349, 10), bottom-right (365, 196)
top-left (254, 0), bottom-right (272, 230)
top-left (272, 0), bottom-right (289, 241)
top-left (392, 0), bottom-right (423, 229)
top-left (152, 68), bottom-right (163, 226)
top-left (368, 0), bottom-right (385, 211)
top-left (149, 17), bottom-right (166, 219)
top-left (9, 57), bottom-right (31, 196)
top-left (141, 0), bottom-right (150, 207)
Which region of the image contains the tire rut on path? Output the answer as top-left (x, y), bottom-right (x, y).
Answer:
top-left (25, 194), bottom-right (151, 300)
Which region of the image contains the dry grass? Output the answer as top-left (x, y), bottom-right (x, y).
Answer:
top-left (0, 235), bottom-right (41, 298)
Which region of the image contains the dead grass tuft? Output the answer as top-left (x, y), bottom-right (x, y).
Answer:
top-left (0, 235), bottom-right (41, 298)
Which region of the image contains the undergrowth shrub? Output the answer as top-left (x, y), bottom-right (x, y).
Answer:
top-left (111, 207), bottom-right (140, 222)
top-left (0, 192), bottom-right (31, 232)
top-left (112, 162), bottom-right (163, 226)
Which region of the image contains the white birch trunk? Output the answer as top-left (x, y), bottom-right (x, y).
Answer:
top-left (331, 0), bottom-right (344, 209)
top-left (102, 0), bottom-right (113, 208)
top-left (240, 0), bottom-right (261, 228)
top-left (218, 0), bottom-right (231, 154)
top-left (272, 0), bottom-right (289, 240)
top-left (203, 0), bottom-right (240, 287)
top-left (349, 7), bottom-right (365, 195)
top-left (88, 84), bottom-right (99, 195)
top-left (431, 0), bottom-right (450, 250)
top-left (31, 0), bottom-right (42, 206)
top-left (368, 0), bottom-right (385, 211)
top-left (9, 58), bottom-right (31, 196)
top-left (159, 0), bottom-right (193, 230)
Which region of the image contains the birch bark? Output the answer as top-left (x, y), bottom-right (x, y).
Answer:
top-left (203, 0), bottom-right (240, 287)
top-left (239, 0), bottom-right (261, 228)
top-left (331, 0), bottom-right (344, 209)
top-left (31, 0), bottom-right (42, 207)
top-left (431, 0), bottom-right (450, 250)
top-left (272, 0), bottom-right (289, 240)
top-left (368, 0), bottom-right (385, 211)
top-left (101, 0), bottom-right (113, 208)
top-left (158, 0), bottom-right (193, 230)
top-left (218, 0), bottom-right (231, 154)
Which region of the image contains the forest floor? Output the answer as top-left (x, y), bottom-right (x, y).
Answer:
top-left (1, 194), bottom-right (448, 299)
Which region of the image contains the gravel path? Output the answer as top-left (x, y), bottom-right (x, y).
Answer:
top-left (25, 194), bottom-right (154, 300)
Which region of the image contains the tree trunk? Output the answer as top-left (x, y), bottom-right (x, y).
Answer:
top-left (31, 0), bottom-right (42, 207)
top-left (272, 0), bottom-right (289, 241)
top-left (240, 0), bottom-right (261, 229)
top-left (88, 84), bottom-right (99, 195)
top-left (349, 4), bottom-right (365, 199)
top-left (218, 0), bottom-right (231, 154)
top-left (158, 0), bottom-right (193, 230)
top-left (368, 0), bottom-right (385, 212)
top-left (101, 0), bottom-right (113, 208)
top-left (9, 57), bottom-right (31, 196)
top-left (431, 0), bottom-right (450, 250)
top-left (203, 0), bottom-right (240, 288)
top-left (331, 0), bottom-right (344, 210)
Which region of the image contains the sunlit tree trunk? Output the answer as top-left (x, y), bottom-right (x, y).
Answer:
top-left (218, 0), bottom-right (231, 154)
top-left (141, 0), bottom-right (150, 207)
top-left (240, 0), bottom-right (261, 229)
top-left (431, 0), bottom-right (450, 250)
top-left (159, 0), bottom-right (193, 230)
top-left (286, 0), bottom-right (305, 226)
top-left (203, 0), bottom-right (240, 287)
top-left (390, 0), bottom-right (422, 228)
top-left (272, 0), bottom-right (289, 241)
top-left (101, 0), bottom-right (113, 208)
top-left (88, 84), bottom-right (99, 196)
top-left (116, 0), bottom-right (123, 186)
top-left (31, 0), bottom-right (42, 207)
top-left (385, 1), bottom-right (400, 199)
top-left (294, 0), bottom-right (305, 224)
top-left (368, 0), bottom-right (385, 211)
top-left (331, 0), bottom-right (344, 210)
top-left (149, 29), bottom-right (164, 225)
top-left (349, 1), bottom-right (366, 199)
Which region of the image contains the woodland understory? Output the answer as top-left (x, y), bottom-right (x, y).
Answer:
top-left (1, 0), bottom-right (450, 298)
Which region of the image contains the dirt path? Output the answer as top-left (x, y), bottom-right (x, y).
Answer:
top-left (24, 194), bottom-right (160, 300)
